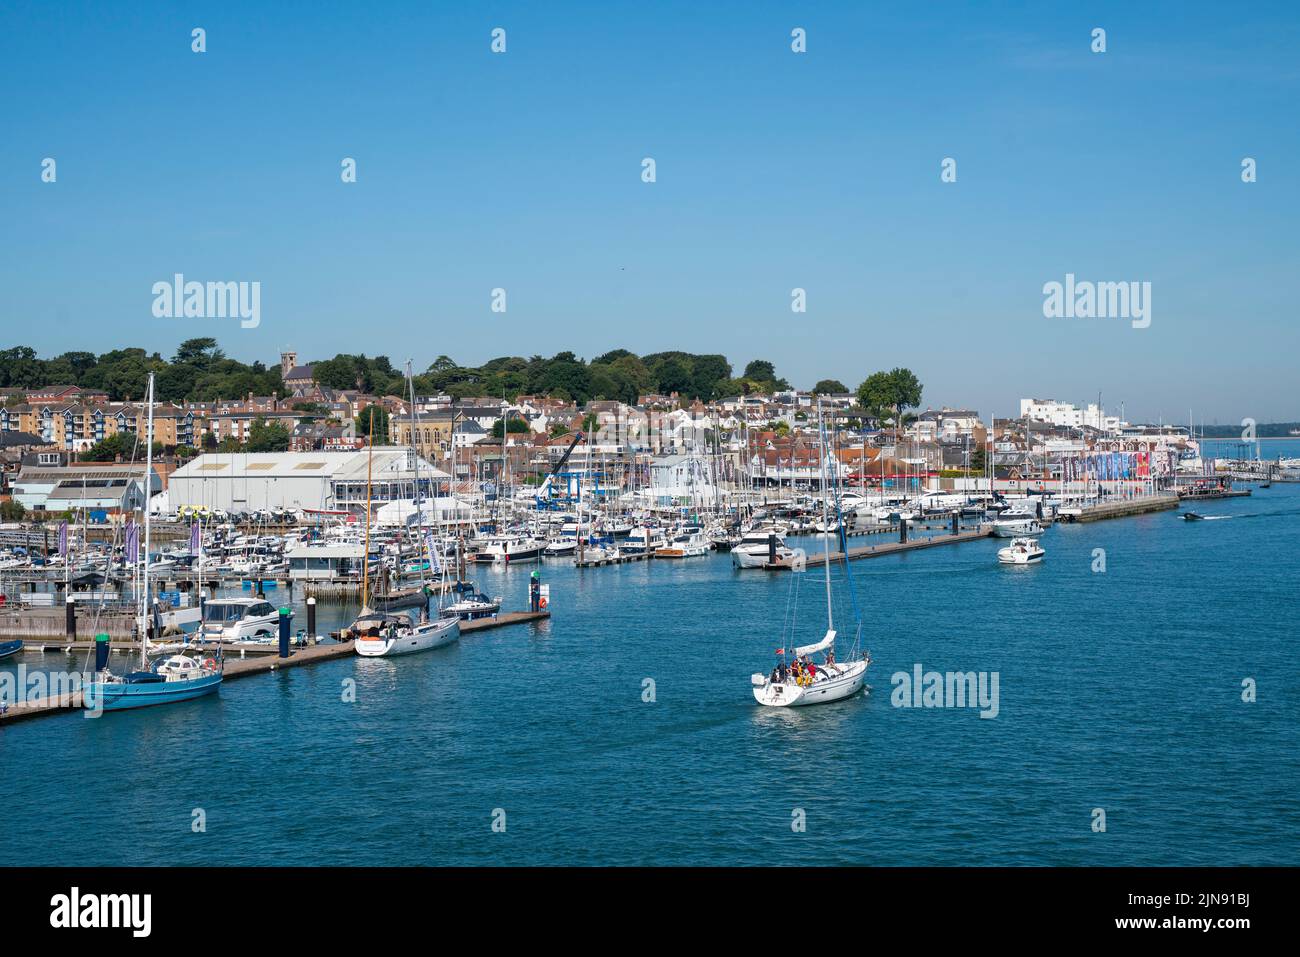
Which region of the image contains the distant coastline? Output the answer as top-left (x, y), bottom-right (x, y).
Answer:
top-left (1197, 425), bottom-right (1300, 439)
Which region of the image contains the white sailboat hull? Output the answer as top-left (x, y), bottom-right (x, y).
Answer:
top-left (752, 659), bottom-right (869, 707)
top-left (355, 617), bottom-right (460, 657)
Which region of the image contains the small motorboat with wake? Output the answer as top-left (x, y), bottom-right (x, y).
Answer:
top-left (1183, 511), bottom-right (1206, 521)
top-left (997, 537), bottom-right (1045, 565)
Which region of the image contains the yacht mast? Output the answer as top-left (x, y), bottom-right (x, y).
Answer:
top-left (406, 362), bottom-right (432, 591)
top-left (361, 407), bottom-right (374, 612)
top-left (141, 373), bottom-right (155, 668)
top-left (817, 397), bottom-right (833, 634)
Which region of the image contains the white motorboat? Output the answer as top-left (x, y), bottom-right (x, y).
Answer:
top-left (990, 511), bottom-right (1043, 538)
top-left (474, 535), bottom-right (545, 563)
top-left (354, 613), bottom-right (460, 657)
top-left (197, 598), bottom-right (282, 643)
top-left (656, 529), bottom-right (709, 558)
top-left (730, 526), bottom-right (798, 568)
top-left (543, 538), bottom-right (578, 557)
top-left (997, 537), bottom-right (1045, 565)
top-left (618, 527), bottom-right (667, 556)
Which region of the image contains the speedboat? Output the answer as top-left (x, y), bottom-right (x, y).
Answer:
top-left (618, 527), bottom-right (667, 556)
top-left (990, 510), bottom-right (1043, 538)
top-left (997, 537), bottom-right (1045, 565)
top-left (657, 528), bottom-right (709, 558)
top-left (730, 526), bottom-right (798, 568)
top-left (543, 538), bottom-right (578, 557)
top-left (0, 639), bottom-right (23, 661)
top-left (1183, 511), bottom-right (1206, 521)
top-left (473, 536), bottom-right (545, 564)
top-left (197, 598), bottom-right (281, 643)
top-left (354, 613), bottom-right (460, 657)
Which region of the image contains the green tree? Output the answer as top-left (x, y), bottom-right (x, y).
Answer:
top-left (355, 404), bottom-right (389, 439)
top-left (80, 432), bottom-right (157, 462)
top-left (0, 499), bottom-right (26, 521)
top-left (856, 368), bottom-right (922, 427)
top-left (246, 417), bottom-right (291, 452)
top-left (812, 379), bottom-right (848, 395)
top-left (173, 338), bottom-right (224, 368)
top-left (491, 418), bottom-right (531, 438)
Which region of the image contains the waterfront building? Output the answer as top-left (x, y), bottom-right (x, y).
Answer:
top-left (11, 461), bottom-right (160, 514)
top-left (166, 448), bottom-right (449, 515)
top-left (1020, 398), bottom-right (1123, 434)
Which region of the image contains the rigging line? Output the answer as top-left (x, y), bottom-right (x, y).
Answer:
top-left (822, 415), bottom-right (863, 629)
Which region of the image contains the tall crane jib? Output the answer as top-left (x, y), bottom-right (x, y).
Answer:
top-left (535, 431), bottom-right (585, 508)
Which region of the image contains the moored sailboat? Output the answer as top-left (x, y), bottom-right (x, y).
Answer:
top-left (83, 373), bottom-right (223, 712)
top-left (353, 361), bottom-right (460, 657)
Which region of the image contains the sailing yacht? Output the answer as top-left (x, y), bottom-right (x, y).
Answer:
top-left (750, 401), bottom-right (870, 707)
top-left (354, 612), bottom-right (459, 656)
top-left (353, 361), bottom-right (461, 658)
top-left (83, 373), bottom-right (223, 712)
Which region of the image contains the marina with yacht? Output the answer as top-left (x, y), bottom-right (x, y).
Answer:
top-left (1, 351), bottom-right (1295, 869)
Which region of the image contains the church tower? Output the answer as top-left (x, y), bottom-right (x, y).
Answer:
top-left (280, 350), bottom-right (298, 379)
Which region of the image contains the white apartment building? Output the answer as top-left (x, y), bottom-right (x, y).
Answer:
top-left (1019, 398), bottom-right (1123, 434)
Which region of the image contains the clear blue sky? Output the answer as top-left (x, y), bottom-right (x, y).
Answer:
top-left (2, 1), bottom-right (1297, 423)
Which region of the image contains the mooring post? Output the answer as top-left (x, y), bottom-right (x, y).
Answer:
top-left (278, 607), bottom-right (291, 658)
top-left (306, 596), bottom-right (316, 639)
top-left (94, 632), bottom-right (110, 672)
top-left (899, 519), bottom-right (908, 544)
top-left (65, 595), bottom-right (76, 641)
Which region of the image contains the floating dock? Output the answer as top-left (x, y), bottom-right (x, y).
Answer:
top-left (765, 527), bottom-right (992, 569)
top-left (0, 610), bottom-right (549, 727)
top-left (1056, 493), bottom-right (1181, 523)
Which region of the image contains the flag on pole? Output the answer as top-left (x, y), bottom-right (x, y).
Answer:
top-left (125, 518), bottom-right (139, 564)
top-left (58, 520), bottom-right (68, 555)
top-left (190, 520), bottom-right (201, 556)
top-left (425, 531), bottom-right (441, 574)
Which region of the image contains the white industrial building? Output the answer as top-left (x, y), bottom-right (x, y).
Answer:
top-left (167, 449), bottom-right (450, 516)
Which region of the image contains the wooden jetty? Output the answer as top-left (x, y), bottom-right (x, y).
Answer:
top-left (0, 610), bottom-right (549, 727)
top-left (764, 526), bottom-right (991, 569)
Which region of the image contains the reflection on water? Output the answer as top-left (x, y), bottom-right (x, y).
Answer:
top-left (2, 485), bottom-right (1298, 865)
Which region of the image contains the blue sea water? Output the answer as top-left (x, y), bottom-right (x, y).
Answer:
top-left (2, 481), bottom-right (1298, 866)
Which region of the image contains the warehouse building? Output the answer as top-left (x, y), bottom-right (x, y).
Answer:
top-left (167, 448), bottom-right (449, 516)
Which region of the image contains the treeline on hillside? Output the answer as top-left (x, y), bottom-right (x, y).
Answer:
top-left (0, 340), bottom-right (281, 403)
top-left (313, 351), bottom-right (793, 404)
top-left (2, 342), bottom-right (791, 406)
top-left (2, 341), bottom-right (927, 425)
